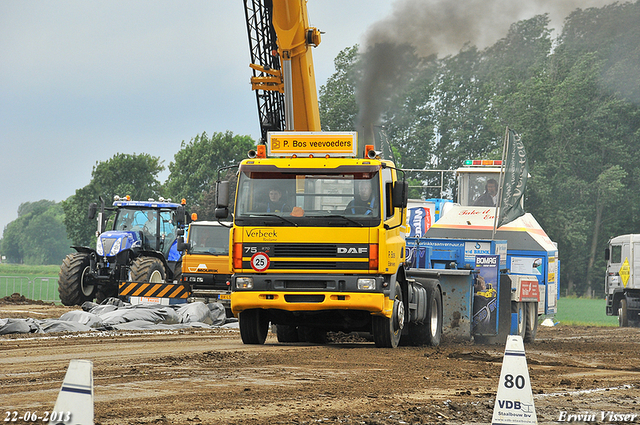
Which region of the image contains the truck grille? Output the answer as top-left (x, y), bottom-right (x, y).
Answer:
top-left (284, 294), bottom-right (325, 303)
top-left (274, 244), bottom-right (337, 257)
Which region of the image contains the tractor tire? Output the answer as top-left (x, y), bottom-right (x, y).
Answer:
top-left (58, 252), bottom-right (94, 306)
top-left (129, 257), bottom-right (166, 283)
top-left (372, 281), bottom-right (404, 348)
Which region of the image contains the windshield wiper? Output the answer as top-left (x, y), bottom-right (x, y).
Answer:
top-left (322, 215), bottom-right (364, 227)
top-left (250, 214), bottom-right (298, 226)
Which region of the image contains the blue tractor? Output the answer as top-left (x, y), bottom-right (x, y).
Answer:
top-left (57, 196), bottom-right (188, 305)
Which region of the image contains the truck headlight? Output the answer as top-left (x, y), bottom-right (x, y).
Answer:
top-left (109, 238), bottom-right (122, 256)
top-left (236, 277), bottom-right (253, 289)
top-left (96, 238), bottom-right (104, 256)
top-left (357, 278), bottom-right (376, 290)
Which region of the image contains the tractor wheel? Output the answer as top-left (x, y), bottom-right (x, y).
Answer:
top-left (524, 302), bottom-right (538, 342)
top-left (129, 257), bottom-right (166, 283)
top-left (58, 252), bottom-right (94, 306)
top-left (239, 309), bottom-right (269, 344)
top-left (372, 281), bottom-right (404, 348)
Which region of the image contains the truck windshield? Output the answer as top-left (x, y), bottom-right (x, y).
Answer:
top-left (459, 172), bottom-right (501, 207)
top-left (188, 225), bottom-right (230, 255)
top-left (235, 168), bottom-right (381, 227)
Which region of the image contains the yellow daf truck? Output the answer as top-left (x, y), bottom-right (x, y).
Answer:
top-left (215, 132), bottom-right (447, 348)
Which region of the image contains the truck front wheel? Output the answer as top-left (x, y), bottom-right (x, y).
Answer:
top-left (373, 281), bottom-right (404, 348)
top-left (58, 252), bottom-right (94, 306)
top-left (619, 298), bottom-right (629, 327)
top-left (239, 309), bottom-right (269, 344)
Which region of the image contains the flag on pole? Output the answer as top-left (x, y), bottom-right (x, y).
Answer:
top-left (497, 129), bottom-right (528, 228)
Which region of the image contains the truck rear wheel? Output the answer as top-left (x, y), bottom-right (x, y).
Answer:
top-left (512, 302), bottom-right (527, 338)
top-left (58, 252), bottom-right (94, 306)
top-left (404, 280), bottom-right (442, 346)
top-left (276, 325), bottom-right (300, 343)
top-left (524, 302), bottom-right (538, 342)
top-left (129, 257), bottom-right (166, 283)
top-left (239, 309), bottom-right (269, 344)
top-left (425, 283), bottom-right (443, 346)
top-left (373, 281), bottom-right (404, 348)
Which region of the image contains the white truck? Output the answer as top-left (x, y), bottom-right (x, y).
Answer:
top-left (605, 234), bottom-right (640, 326)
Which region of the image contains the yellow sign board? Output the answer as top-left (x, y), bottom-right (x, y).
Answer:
top-left (267, 132), bottom-right (357, 157)
top-left (620, 257), bottom-right (630, 288)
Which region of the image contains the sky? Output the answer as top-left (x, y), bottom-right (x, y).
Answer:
top-left (0, 1), bottom-right (395, 237)
top-left (0, 0), bottom-right (615, 238)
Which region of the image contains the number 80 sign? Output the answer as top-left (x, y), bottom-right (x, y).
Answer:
top-left (250, 252), bottom-right (270, 272)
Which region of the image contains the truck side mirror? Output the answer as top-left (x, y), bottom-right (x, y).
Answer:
top-left (215, 181), bottom-right (230, 219)
top-left (604, 247), bottom-right (610, 261)
top-left (87, 203), bottom-right (97, 220)
top-left (392, 181), bottom-right (408, 208)
top-left (177, 236), bottom-right (189, 252)
top-left (216, 181), bottom-right (230, 208)
top-left (175, 205), bottom-right (186, 226)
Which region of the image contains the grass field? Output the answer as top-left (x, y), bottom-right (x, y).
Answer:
top-left (555, 297), bottom-right (618, 327)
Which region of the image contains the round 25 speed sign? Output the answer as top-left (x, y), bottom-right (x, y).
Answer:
top-left (250, 252), bottom-right (270, 272)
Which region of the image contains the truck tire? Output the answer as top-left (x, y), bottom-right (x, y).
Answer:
top-left (512, 302), bottom-right (527, 338)
top-left (425, 282), bottom-right (443, 346)
top-left (276, 325), bottom-right (299, 343)
top-left (619, 298), bottom-right (629, 327)
top-left (239, 309), bottom-right (269, 344)
top-left (129, 257), bottom-right (166, 283)
top-left (524, 302), bottom-right (538, 342)
top-left (372, 281), bottom-right (404, 348)
top-left (405, 280), bottom-right (443, 346)
top-left (58, 252), bottom-right (94, 306)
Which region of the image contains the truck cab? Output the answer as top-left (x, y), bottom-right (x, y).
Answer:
top-left (215, 132), bottom-right (439, 348)
top-left (181, 220), bottom-right (232, 314)
top-left (605, 234), bottom-right (640, 326)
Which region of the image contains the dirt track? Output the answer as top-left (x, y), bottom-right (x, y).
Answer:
top-left (1, 303), bottom-right (640, 425)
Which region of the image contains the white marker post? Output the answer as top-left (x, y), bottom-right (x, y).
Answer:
top-left (492, 335), bottom-right (537, 425)
top-left (49, 359), bottom-right (94, 425)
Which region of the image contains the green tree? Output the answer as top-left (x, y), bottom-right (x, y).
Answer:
top-left (319, 45), bottom-right (359, 131)
top-left (0, 201), bottom-right (72, 265)
top-left (62, 153), bottom-right (165, 246)
top-left (164, 131), bottom-right (255, 220)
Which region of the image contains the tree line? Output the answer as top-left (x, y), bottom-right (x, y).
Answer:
top-left (2, 2), bottom-right (639, 298)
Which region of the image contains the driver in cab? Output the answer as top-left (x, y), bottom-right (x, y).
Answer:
top-left (346, 180), bottom-right (377, 216)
